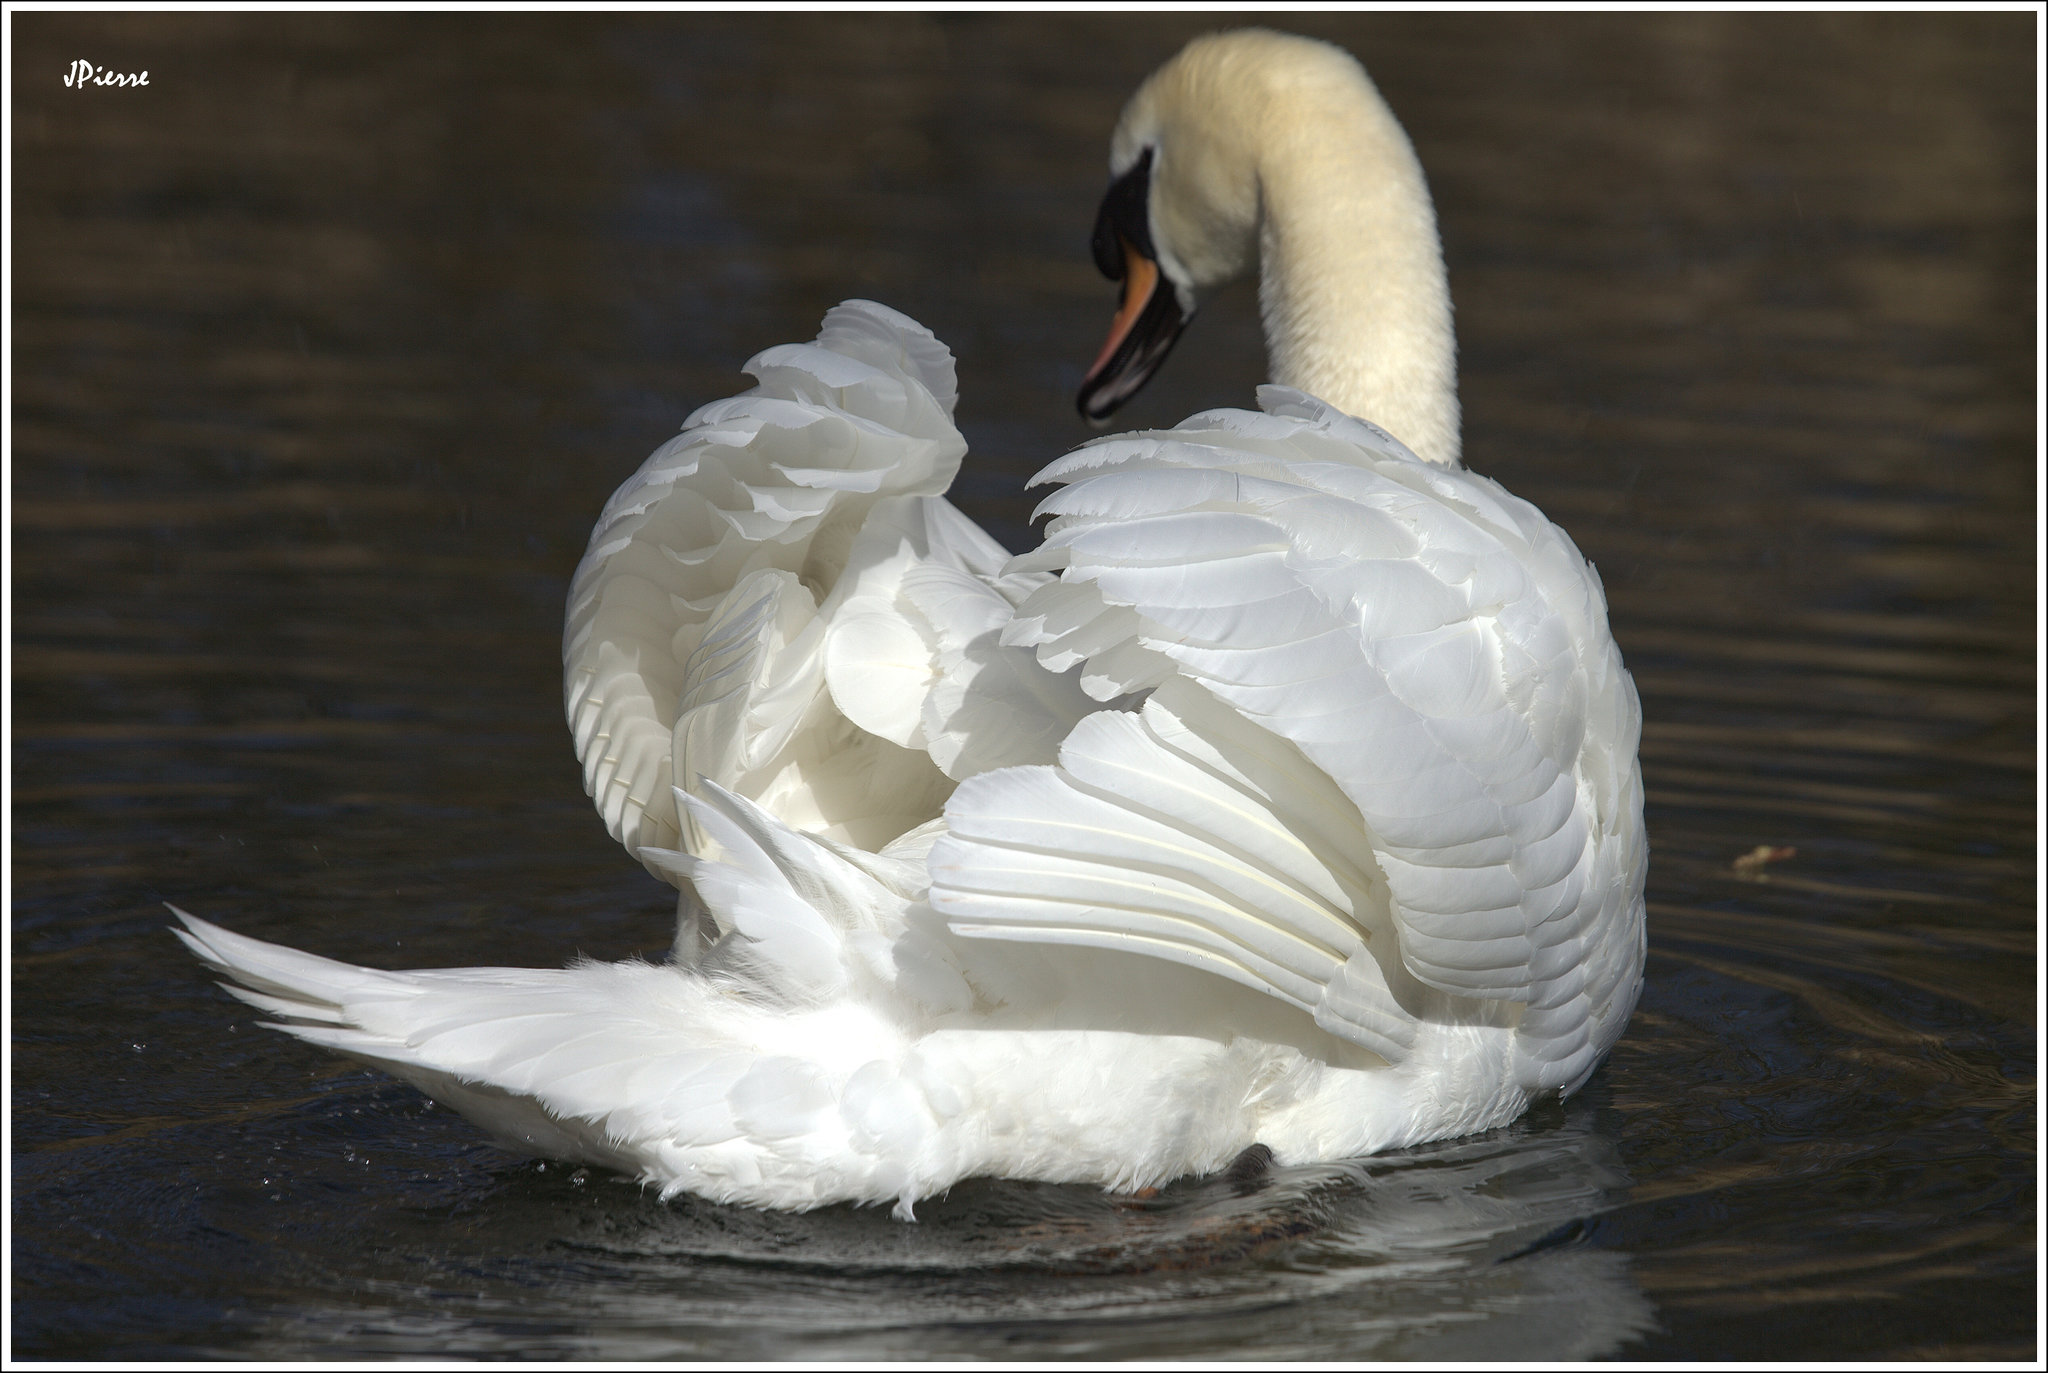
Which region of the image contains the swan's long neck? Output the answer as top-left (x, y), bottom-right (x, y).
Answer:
top-left (1249, 67), bottom-right (1461, 466)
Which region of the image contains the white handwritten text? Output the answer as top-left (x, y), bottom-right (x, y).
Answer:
top-left (65, 60), bottom-right (149, 88)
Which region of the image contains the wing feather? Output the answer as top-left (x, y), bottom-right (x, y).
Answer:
top-left (564, 302), bottom-right (967, 866)
top-left (932, 681), bottom-right (1424, 1065)
top-left (944, 388), bottom-right (1643, 1087)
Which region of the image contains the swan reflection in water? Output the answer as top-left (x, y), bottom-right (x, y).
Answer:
top-left (243, 1106), bottom-right (1654, 1361)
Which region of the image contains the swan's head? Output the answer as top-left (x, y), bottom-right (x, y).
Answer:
top-left (1078, 30), bottom-right (1373, 425)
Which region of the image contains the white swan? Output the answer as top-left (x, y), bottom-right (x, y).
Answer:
top-left (176, 29), bottom-right (1645, 1218)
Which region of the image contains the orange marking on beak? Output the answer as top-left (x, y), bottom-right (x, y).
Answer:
top-left (1086, 240), bottom-right (1160, 380)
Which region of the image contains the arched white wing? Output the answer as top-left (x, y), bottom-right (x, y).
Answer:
top-left (562, 301), bottom-right (970, 865)
top-left (933, 388), bottom-right (1645, 1089)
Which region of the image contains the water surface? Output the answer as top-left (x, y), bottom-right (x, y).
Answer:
top-left (10, 13), bottom-right (2036, 1360)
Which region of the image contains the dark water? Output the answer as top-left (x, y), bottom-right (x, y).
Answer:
top-left (10, 13), bottom-right (2036, 1361)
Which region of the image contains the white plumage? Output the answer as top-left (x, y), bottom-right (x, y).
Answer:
top-left (176, 30), bottom-right (1645, 1218)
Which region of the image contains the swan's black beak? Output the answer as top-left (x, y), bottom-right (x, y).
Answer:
top-left (1078, 149), bottom-right (1191, 426)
